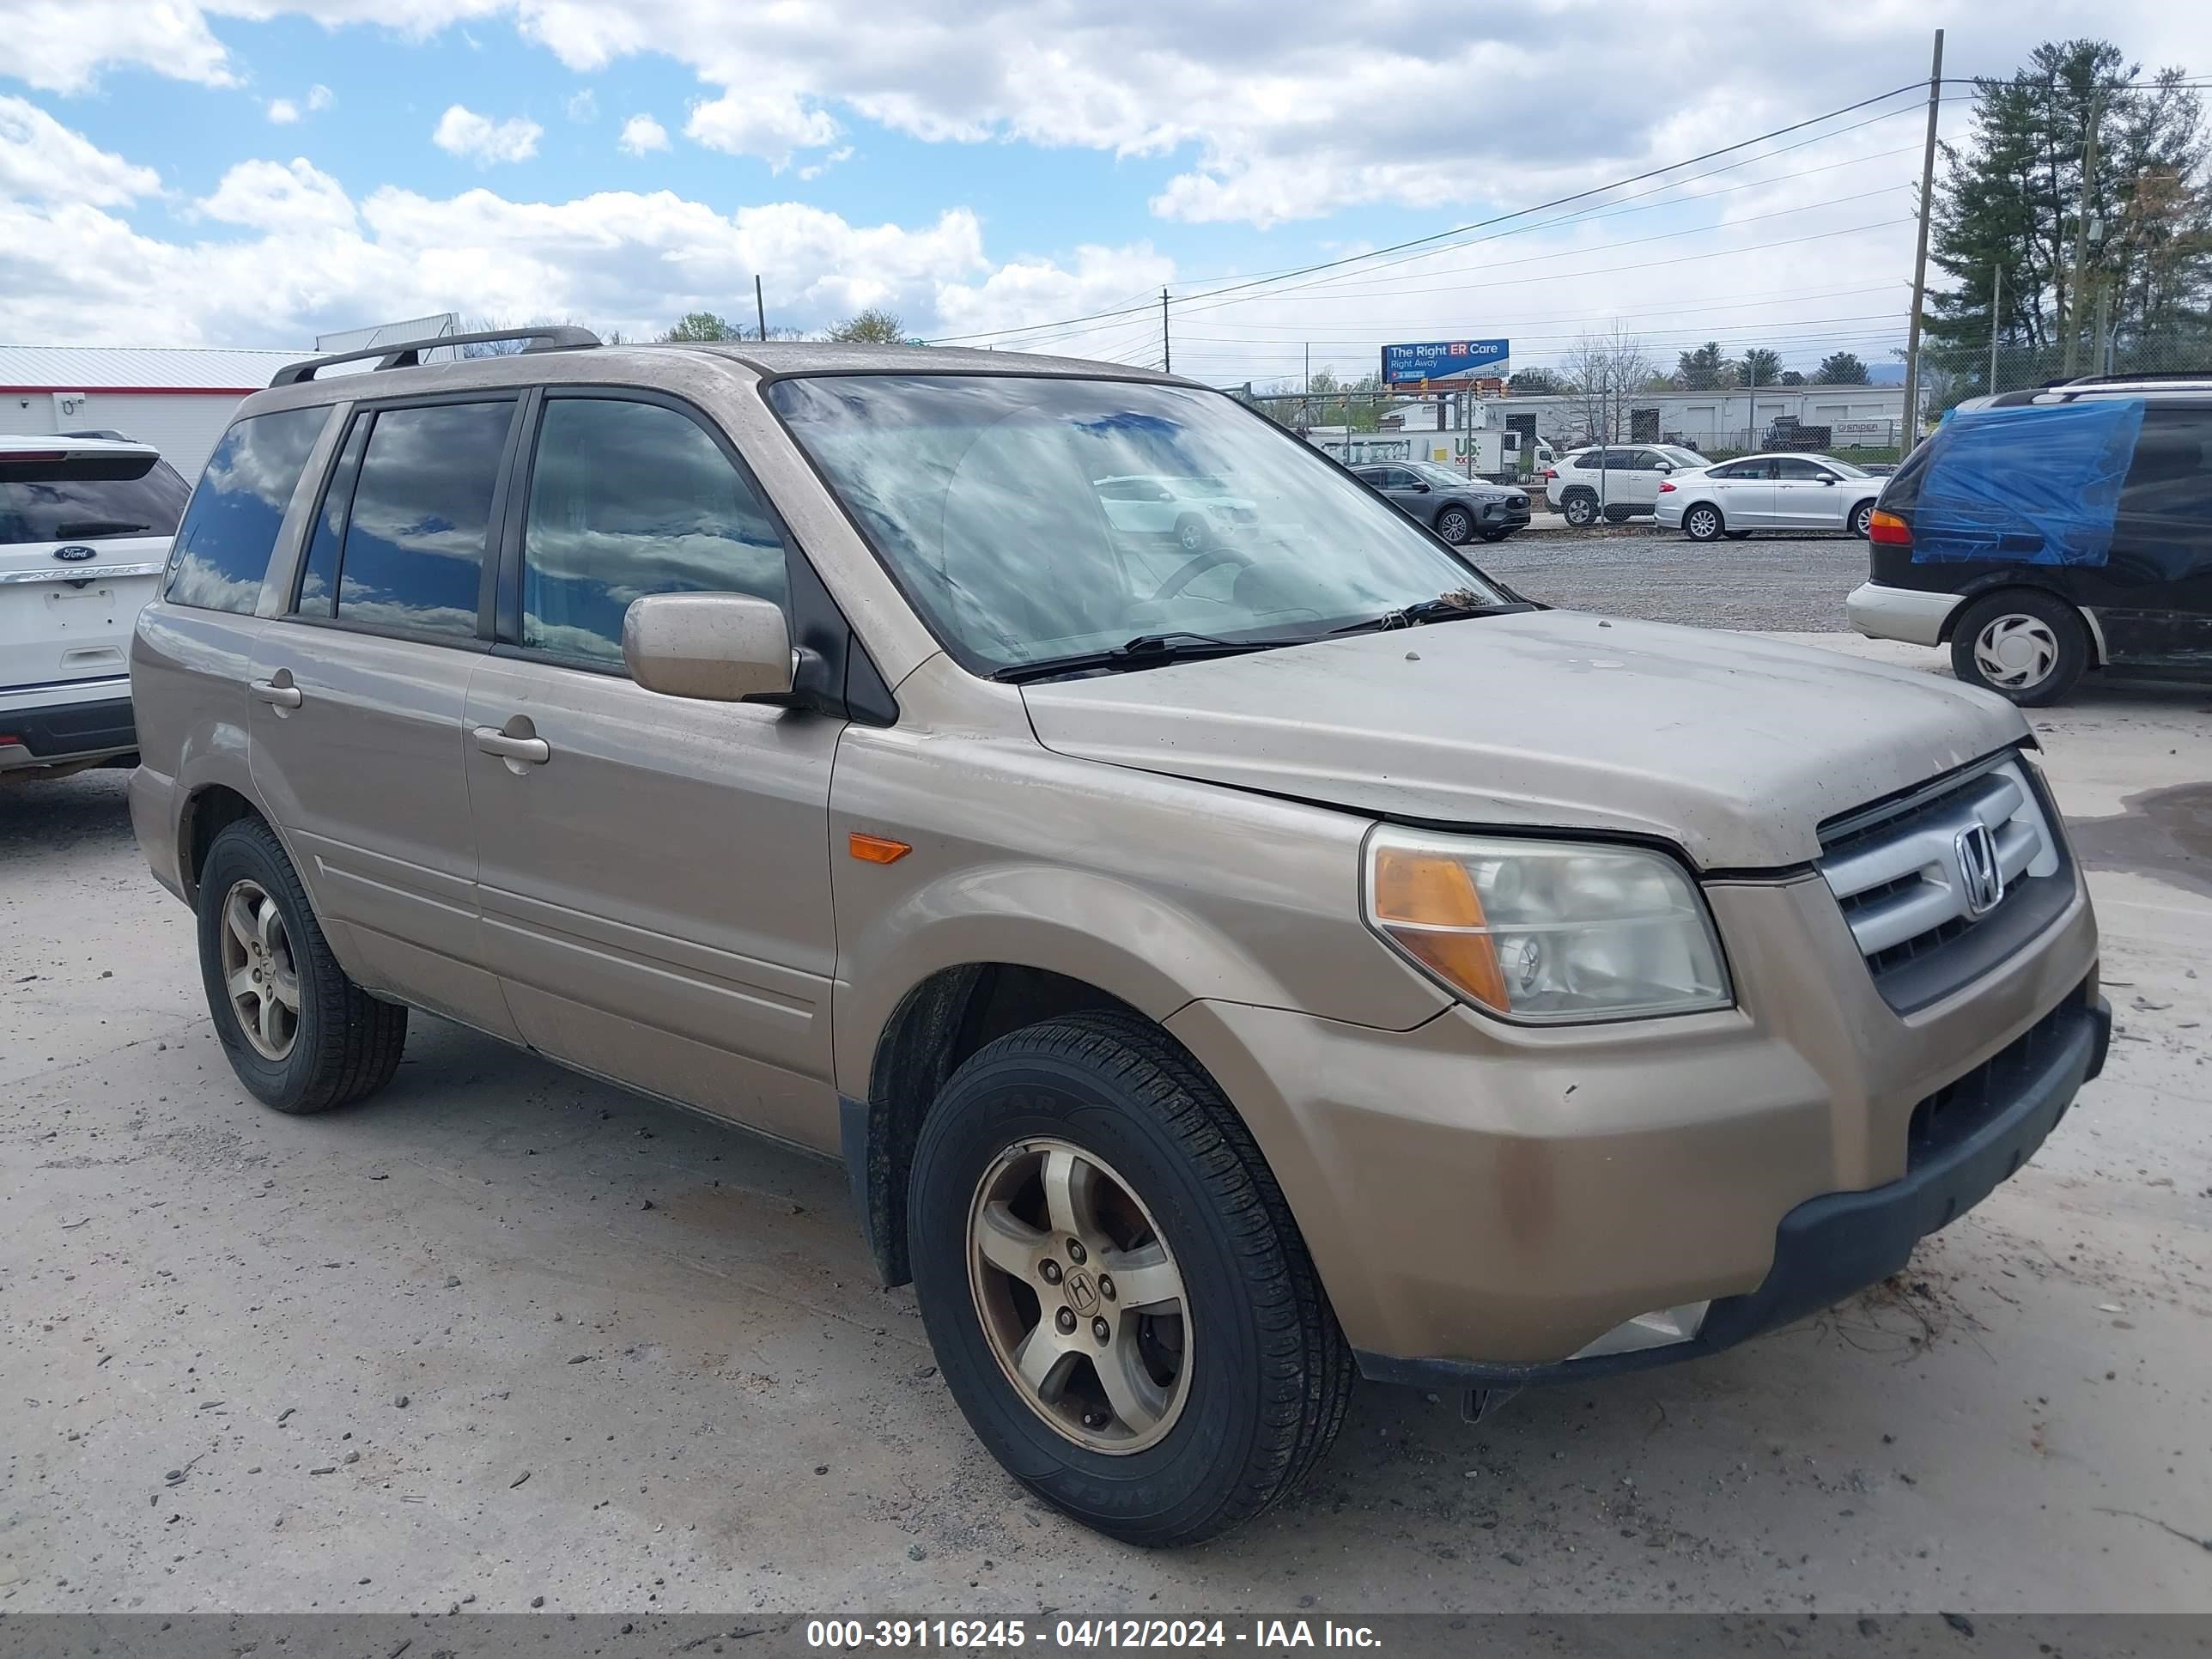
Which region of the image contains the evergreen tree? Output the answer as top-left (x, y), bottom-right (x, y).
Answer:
top-left (1815, 352), bottom-right (1870, 385)
top-left (1924, 40), bottom-right (2212, 397)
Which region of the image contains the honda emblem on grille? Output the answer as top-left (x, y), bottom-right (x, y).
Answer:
top-left (1955, 823), bottom-right (2004, 916)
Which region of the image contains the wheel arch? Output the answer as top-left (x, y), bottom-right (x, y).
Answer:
top-left (847, 962), bottom-right (1153, 1286)
top-left (1934, 577), bottom-right (2105, 664)
top-left (179, 780), bottom-right (275, 909)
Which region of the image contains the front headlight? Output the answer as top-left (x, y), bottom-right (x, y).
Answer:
top-left (1363, 828), bottom-right (1732, 1024)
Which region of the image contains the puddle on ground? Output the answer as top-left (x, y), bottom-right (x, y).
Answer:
top-left (2067, 782), bottom-right (2212, 900)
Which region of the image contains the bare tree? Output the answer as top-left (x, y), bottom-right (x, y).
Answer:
top-left (1559, 324), bottom-right (1656, 447)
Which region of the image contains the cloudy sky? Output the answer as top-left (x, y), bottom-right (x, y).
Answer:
top-left (3, 1), bottom-right (2208, 385)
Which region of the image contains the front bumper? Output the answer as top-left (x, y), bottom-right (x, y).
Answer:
top-left (1359, 985), bottom-right (2108, 1389)
top-left (0, 680), bottom-right (136, 772)
top-left (1165, 866), bottom-right (2101, 1375)
top-left (1847, 580), bottom-right (1960, 647)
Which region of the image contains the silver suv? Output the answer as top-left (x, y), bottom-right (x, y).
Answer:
top-left (131, 328), bottom-right (2107, 1545)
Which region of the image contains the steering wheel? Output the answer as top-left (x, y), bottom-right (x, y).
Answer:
top-left (1148, 545), bottom-right (1254, 604)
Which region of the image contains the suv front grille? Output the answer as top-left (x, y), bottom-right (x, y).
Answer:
top-left (1817, 755), bottom-right (2073, 1012)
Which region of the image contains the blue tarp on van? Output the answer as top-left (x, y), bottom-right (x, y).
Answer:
top-left (1911, 398), bottom-right (2144, 565)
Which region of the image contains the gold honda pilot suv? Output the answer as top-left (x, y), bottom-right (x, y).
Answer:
top-left (131, 328), bottom-right (2108, 1546)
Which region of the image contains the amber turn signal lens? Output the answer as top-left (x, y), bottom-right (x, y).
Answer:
top-left (1867, 509), bottom-right (1913, 546)
top-left (1368, 844), bottom-right (1510, 1011)
top-left (848, 832), bottom-right (912, 864)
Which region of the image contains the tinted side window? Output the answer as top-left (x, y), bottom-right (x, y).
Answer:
top-left (165, 408), bottom-right (329, 613)
top-left (520, 398), bottom-right (790, 665)
top-left (1774, 458), bottom-right (1827, 480)
top-left (0, 453), bottom-right (189, 547)
top-left (295, 416), bottom-right (368, 618)
top-left (337, 401), bottom-right (513, 638)
top-left (2119, 406), bottom-right (2212, 522)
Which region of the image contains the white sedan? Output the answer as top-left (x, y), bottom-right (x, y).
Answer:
top-left (1653, 452), bottom-right (1885, 541)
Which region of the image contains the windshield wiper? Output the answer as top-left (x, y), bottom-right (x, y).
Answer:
top-left (992, 630), bottom-right (1297, 684)
top-left (55, 520), bottom-right (152, 538)
top-left (1328, 590), bottom-right (1541, 636)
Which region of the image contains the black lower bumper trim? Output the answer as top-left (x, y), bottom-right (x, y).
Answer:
top-left (1358, 988), bottom-right (2109, 1392)
top-left (1, 695), bottom-right (136, 761)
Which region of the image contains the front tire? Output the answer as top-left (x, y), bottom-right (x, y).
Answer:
top-left (1850, 500), bottom-right (1876, 538)
top-left (1173, 514), bottom-right (1207, 554)
top-left (1435, 506), bottom-right (1474, 544)
top-left (1950, 589), bottom-right (2089, 706)
top-left (1683, 501), bottom-right (1725, 542)
top-left (196, 817), bottom-right (407, 1114)
top-left (908, 1012), bottom-right (1353, 1547)
top-left (1723, 529), bottom-right (1753, 540)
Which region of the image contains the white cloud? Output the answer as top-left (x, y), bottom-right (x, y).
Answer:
top-left (617, 113), bottom-right (668, 156)
top-left (0, 97), bottom-right (1147, 352)
top-left (796, 144), bottom-right (854, 182)
top-left (433, 104), bottom-right (542, 166)
top-left (199, 157), bottom-right (359, 233)
top-left (0, 94), bottom-right (161, 208)
top-left (566, 88), bottom-right (598, 122)
top-left (20, 2), bottom-right (2212, 233)
top-left (267, 83), bottom-right (332, 125)
top-left (684, 88), bottom-right (839, 170)
top-left (307, 83), bottom-right (335, 112)
top-left (267, 98), bottom-right (301, 124)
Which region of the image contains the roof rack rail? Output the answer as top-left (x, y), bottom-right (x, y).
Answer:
top-left (270, 325), bottom-right (601, 387)
top-left (2042, 369), bottom-right (2212, 388)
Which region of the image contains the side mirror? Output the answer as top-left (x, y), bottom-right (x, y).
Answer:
top-left (1654, 461), bottom-right (1674, 473)
top-left (1815, 473), bottom-right (1838, 484)
top-left (623, 592), bottom-right (795, 703)
top-left (1408, 481), bottom-right (1431, 492)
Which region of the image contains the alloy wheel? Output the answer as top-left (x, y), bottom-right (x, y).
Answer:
top-left (220, 878), bottom-right (300, 1060)
top-left (1852, 502), bottom-right (1874, 537)
top-left (967, 1138), bottom-right (1192, 1455)
top-left (1437, 509), bottom-right (1471, 544)
top-left (1687, 506), bottom-right (1720, 539)
top-left (1972, 614), bottom-right (2059, 690)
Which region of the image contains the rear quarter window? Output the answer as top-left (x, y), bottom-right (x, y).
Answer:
top-left (0, 452), bottom-right (189, 547)
top-left (167, 407), bottom-right (331, 613)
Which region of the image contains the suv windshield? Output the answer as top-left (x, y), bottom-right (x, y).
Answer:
top-left (769, 375), bottom-right (1503, 672)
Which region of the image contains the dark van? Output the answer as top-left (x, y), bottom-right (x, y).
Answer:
top-left (1847, 374), bottom-right (2212, 703)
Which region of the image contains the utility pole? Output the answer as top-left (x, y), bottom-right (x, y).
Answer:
top-left (2063, 89), bottom-right (2102, 377)
top-left (1160, 288), bottom-right (1171, 374)
top-left (1990, 262), bottom-right (2002, 393)
top-left (1901, 27), bottom-right (1944, 456)
top-left (2094, 283), bottom-right (2112, 374)
top-left (754, 275), bottom-right (768, 343)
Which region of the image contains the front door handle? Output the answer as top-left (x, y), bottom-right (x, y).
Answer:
top-left (473, 726), bottom-right (550, 764)
top-left (249, 678), bottom-right (303, 708)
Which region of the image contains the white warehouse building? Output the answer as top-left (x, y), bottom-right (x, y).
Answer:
top-left (1390, 385), bottom-right (1911, 454)
top-left (0, 344), bottom-right (306, 477)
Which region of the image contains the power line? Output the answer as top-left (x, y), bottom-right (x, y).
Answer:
top-left (921, 78), bottom-right (1929, 344)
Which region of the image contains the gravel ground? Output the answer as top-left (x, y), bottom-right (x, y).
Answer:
top-left (1477, 529), bottom-right (1868, 633)
top-left (1, 639), bottom-right (2207, 1619)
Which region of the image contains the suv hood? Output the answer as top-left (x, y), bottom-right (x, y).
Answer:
top-left (1019, 611), bottom-right (2029, 869)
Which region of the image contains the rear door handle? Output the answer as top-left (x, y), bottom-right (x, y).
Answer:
top-left (473, 726), bottom-right (550, 764)
top-left (249, 678), bottom-right (303, 708)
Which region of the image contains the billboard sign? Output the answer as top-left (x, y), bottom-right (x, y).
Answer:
top-left (1382, 338), bottom-right (1510, 387)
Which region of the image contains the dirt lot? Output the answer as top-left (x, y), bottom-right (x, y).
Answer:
top-left (2, 629), bottom-right (2207, 1617)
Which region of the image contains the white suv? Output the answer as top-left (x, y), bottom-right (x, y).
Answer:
top-left (1, 434), bottom-right (187, 779)
top-left (1543, 444), bottom-right (1707, 526)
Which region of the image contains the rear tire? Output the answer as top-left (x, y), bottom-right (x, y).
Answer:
top-left (1949, 589), bottom-right (2090, 706)
top-left (1683, 501), bottom-right (1725, 542)
top-left (196, 817), bottom-right (407, 1114)
top-left (1560, 491), bottom-right (1598, 527)
top-left (908, 1011), bottom-right (1353, 1547)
